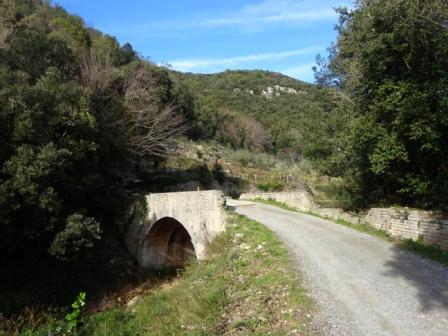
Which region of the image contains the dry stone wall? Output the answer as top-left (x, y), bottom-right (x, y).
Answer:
top-left (365, 208), bottom-right (448, 250)
top-left (313, 208), bottom-right (361, 226)
top-left (239, 191), bottom-right (314, 211)
top-left (239, 192), bottom-right (448, 251)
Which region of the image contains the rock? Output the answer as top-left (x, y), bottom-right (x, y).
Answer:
top-left (127, 296), bottom-right (140, 307)
top-left (239, 243), bottom-right (251, 250)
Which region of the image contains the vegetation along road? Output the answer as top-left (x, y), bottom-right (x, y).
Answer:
top-left (230, 200), bottom-right (448, 336)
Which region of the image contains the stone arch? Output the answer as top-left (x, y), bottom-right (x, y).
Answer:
top-left (141, 217), bottom-right (196, 268)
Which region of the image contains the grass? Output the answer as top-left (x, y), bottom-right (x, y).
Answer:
top-left (250, 198), bottom-right (448, 266)
top-left (400, 239), bottom-right (448, 266)
top-left (13, 213), bottom-right (313, 336)
top-left (251, 198), bottom-right (299, 212)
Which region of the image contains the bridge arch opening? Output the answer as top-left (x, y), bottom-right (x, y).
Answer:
top-left (141, 217), bottom-right (196, 268)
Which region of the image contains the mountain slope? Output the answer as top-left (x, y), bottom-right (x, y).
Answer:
top-left (171, 70), bottom-right (341, 160)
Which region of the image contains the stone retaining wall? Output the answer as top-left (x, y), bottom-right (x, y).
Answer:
top-left (239, 191), bottom-right (314, 211)
top-left (313, 208), bottom-right (361, 226)
top-left (239, 192), bottom-right (448, 251)
top-left (365, 208), bottom-right (448, 250)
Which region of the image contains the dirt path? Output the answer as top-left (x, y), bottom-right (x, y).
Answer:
top-left (230, 200), bottom-right (448, 336)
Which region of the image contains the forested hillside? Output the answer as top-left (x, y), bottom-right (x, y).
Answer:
top-left (0, 0), bottom-right (188, 313)
top-left (171, 70), bottom-right (344, 169)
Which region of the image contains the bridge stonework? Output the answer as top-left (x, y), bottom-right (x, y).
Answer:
top-left (120, 190), bottom-right (227, 268)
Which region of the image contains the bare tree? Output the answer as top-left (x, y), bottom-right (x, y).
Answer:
top-left (81, 55), bottom-right (186, 163)
top-left (126, 104), bottom-right (186, 160)
top-left (124, 62), bottom-right (187, 161)
top-left (241, 116), bottom-right (270, 152)
top-left (80, 52), bottom-right (116, 94)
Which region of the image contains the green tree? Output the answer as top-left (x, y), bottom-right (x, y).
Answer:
top-left (0, 0), bottom-right (185, 266)
top-left (318, 0), bottom-right (448, 207)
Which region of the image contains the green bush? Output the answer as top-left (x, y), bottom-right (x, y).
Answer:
top-left (257, 181), bottom-right (284, 192)
top-left (48, 214), bottom-right (101, 261)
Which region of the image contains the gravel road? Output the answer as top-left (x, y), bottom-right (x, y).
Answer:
top-left (230, 200), bottom-right (448, 336)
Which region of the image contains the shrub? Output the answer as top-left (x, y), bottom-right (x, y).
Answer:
top-left (257, 181), bottom-right (284, 192)
top-left (48, 214), bottom-right (101, 261)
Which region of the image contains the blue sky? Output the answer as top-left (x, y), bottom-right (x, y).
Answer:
top-left (55, 0), bottom-right (353, 82)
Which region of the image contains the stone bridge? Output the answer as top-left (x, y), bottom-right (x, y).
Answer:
top-left (119, 190), bottom-right (227, 268)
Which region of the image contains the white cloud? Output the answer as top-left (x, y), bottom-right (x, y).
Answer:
top-left (193, 0), bottom-right (348, 28)
top-left (199, 10), bottom-right (336, 27)
top-left (111, 0), bottom-right (350, 36)
top-left (167, 46), bottom-right (323, 72)
top-left (281, 63), bottom-right (316, 80)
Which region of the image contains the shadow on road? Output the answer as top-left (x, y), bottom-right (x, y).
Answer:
top-left (383, 245), bottom-right (448, 312)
